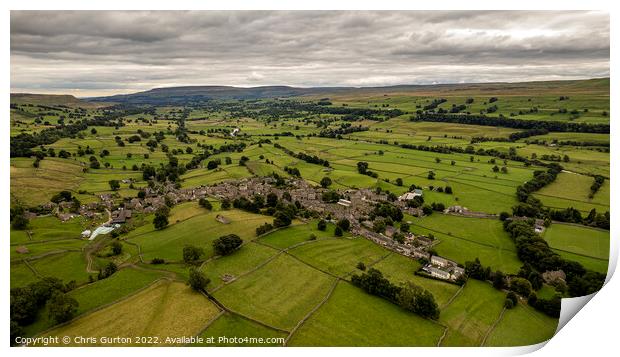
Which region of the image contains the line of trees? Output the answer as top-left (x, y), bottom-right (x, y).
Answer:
top-left (351, 268), bottom-right (440, 319)
top-left (411, 113), bottom-right (609, 134)
top-left (274, 143), bottom-right (330, 167)
top-left (503, 220), bottom-right (605, 299)
top-left (11, 277), bottom-right (79, 345)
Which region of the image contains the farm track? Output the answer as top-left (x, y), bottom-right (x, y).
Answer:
top-left (16, 249), bottom-right (81, 264)
top-left (10, 237), bottom-right (83, 247)
top-left (441, 282), bottom-right (466, 310)
top-left (481, 306), bottom-right (508, 346)
top-left (436, 327), bottom-right (449, 347)
top-left (22, 259), bottom-right (43, 279)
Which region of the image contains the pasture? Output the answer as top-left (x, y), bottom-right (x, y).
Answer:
top-left (125, 209), bottom-right (273, 262)
top-left (543, 223), bottom-right (609, 273)
top-left (438, 280), bottom-right (506, 346)
top-left (288, 281), bottom-right (444, 346)
top-left (407, 214), bottom-right (522, 273)
top-left (40, 280), bottom-right (220, 346)
top-left (212, 253), bottom-right (335, 330)
top-left (484, 303), bottom-right (558, 346)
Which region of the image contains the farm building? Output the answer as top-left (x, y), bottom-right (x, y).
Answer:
top-left (384, 226), bottom-right (397, 238)
top-left (423, 265), bottom-right (451, 280)
top-left (398, 189), bottom-right (423, 201)
top-left (216, 215), bottom-right (231, 224)
top-left (337, 199), bottom-right (351, 207)
top-left (431, 255), bottom-right (450, 268)
top-left (111, 209), bottom-right (132, 224)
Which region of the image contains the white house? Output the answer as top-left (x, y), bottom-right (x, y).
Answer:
top-left (431, 255), bottom-right (450, 267)
top-left (426, 266), bottom-right (451, 280)
top-left (398, 190), bottom-right (423, 201)
top-left (337, 199), bottom-right (351, 207)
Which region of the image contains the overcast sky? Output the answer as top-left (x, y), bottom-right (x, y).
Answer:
top-left (10, 10), bottom-right (609, 97)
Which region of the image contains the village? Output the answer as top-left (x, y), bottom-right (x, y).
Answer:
top-left (26, 174), bottom-right (479, 283)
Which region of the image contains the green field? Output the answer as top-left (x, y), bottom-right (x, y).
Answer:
top-left (543, 223), bottom-right (609, 273)
top-left (535, 172), bottom-right (610, 213)
top-left (484, 303), bottom-right (558, 346)
top-left (288, 281), bottom-right (445, 346)
top-left (40, 280), bottom-right (220, 346)
top-left (438, 280), bottom-right (506, 346)
top-left (213, 253), bottom-right (335, 330)
top-left (407, 214), bottom-right (522, 273)
top-left (288, 237), bottom-right (389, 278)
top-left (23, 267), bottom-right (164, 336)
top-left (126, 209), bottom-right (273, 262)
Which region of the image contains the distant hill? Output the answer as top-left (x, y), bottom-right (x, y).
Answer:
top-left (82, 77), bottom-right (609, 105)
top-left (10, 93), bottom-right (110, 108)
top-left (85, 85), bottom-right (352, 105)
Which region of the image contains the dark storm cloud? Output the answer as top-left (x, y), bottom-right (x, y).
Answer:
top-left (10, 10), bottom-right (609, 96)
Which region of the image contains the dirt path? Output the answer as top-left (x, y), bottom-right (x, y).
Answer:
top-left (480, 306), bottom-right (507, 346)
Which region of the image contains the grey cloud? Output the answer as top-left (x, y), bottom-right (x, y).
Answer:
top-left (10, 10), bottom-right (609, 96)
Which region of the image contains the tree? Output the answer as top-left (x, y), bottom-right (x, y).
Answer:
top-left (427, 171), bottom-right (435, 180)
top-left (188, 268), bottom-right (210, 292)
top-left (317, 219), bottom-right (327, 231)
top-left (510, 277), bottom-right (533, 297)
top-left (199, 198), bottom-right (212, 210)
top-left (266, 192), bottom-right (278, 207)
top-left (47, 292), bottom-right (78, 324)
top-left (111, 241), bottom-right (123, 256)
top-left (98, 262), bottom-right (117, 280)
top-left (320, 176), bottom-right (332, 188)
top-left (207, 160), bottom-right (219, 170)
top-left (11, 212), bottom-right (29, 230)
top-left (395, 178), bottom-right (403, 186)
top-left (108, 179), bottom-right (120, 191)
top-left (444, 186), bottom-right (453, 194)
top-left (493, 270), bottom-right (506, 290)
top-left (153, 213), bottom-right (169, 230)
top-left (492, 165), bottom-right (500, 173)
top-left (337, 218), bottom-right (350, 231)
top-left (356, 262), bottom-right (366, 271)
top-left (357, 161), bottom-right (369, 174)
top-left (213, 234), bottom-right (243, 256)
top-left (334, 226), bottom-right (343, 237)
top-left (256, 222), bottom-right (274, 236)
top-left (465, 258), bottom-right (486, 280)
top-left (422, 205), bottom-right (433, 215)
top-left (273, 211), bottom-right (292, 228)
top-left (396, 282), bottom-right (440, 320)
top-left (221, 199), bottom-right (231, 209)
top-left (400, 222), bottom-right (410, 233)
top-left (499, 212), bottom-right (510, 221)
top-left (183, 245), bottom-right (204, 264)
